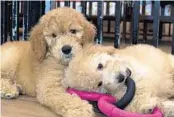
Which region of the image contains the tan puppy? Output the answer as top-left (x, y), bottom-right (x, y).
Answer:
top-left (63, 44), bottom-right (174, 116)
top-left (1, 7), bottom-right (96, 117)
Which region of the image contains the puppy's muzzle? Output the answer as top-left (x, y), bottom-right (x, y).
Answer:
top-left (62, 45), bottom-right (72, 54)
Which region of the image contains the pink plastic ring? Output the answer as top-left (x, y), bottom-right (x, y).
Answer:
top-left (67, 88), bottom-right (163, 117)
top-left (98, 96), bottom-right (163, 117)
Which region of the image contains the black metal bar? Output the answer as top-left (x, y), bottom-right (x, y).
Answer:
top-left (171, 5), bottom-right (174, 54)
top-left (142, 1), bottom-right (147, 41)
top-left (22, 1), bottom-right (30, 40)
top-left (72, 1), bottom-right (76, 9)
top-left (114, 1), bottom-right (121, 48)
top-left (57, 1), bottom-right (60, 7)
top-left (123, 2), bottom-right (127, 42)
top-left (106, 2), bottom-right (110, 33)
top-left (40, 1), bottom-right (45, 16)
top-left (11, 1), bottom-right (19, 41)
top-left (172, 23), bottom-right (174, 55)
top-left (131, 1), bottom-right (140, 44)
top-left (96, 1), bottom-right (103, 44)
top-left (152, 1), bottom-right (160, 47)
top-left (1, 1), bottom-right (6, 44)
top-left (65, 1), bottom-right (70, 6)
top-left (151, 1), bottom-right (154, 16)
top-left (89, 2), bottom-right (92, 16)
top-left (159, 5), bottom-right (165, 40)
top-left (81, 1), bottom-right (86, 15)
top-left (7, 2), bottom-right (12, 40)
top-left (51, 1), bottom-right (56, 9)
top-left (29, 2), bottom-right (42, 30)
top-left (106, 1), bottom-right (110, 15)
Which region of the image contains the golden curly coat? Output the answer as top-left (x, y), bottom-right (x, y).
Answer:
top-left (63, 44), bottom-right (174, 116)
top-left (1, 7), bottom-right (97, 117)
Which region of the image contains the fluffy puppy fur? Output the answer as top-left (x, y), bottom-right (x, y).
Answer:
top-left (63, 44), bottom-right (174, 116)
top-left (1, 7), bottom-right (97, 117)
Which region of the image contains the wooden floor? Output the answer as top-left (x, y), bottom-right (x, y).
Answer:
top-left (1, 96), bottom-right (105, 117)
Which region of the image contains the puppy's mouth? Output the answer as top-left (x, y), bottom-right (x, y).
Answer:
top-left (64, 53), bottom-right (73, 59)
top-left (61, 53), bottom-right (74, 65)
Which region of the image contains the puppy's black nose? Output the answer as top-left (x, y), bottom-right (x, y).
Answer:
top-left (117, 74), bottom-right (125, 83)
top-left (62, 45), bottom-right (72, 54)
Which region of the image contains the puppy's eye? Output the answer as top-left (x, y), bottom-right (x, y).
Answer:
top-left (80, 43), bottom-right (84, 47)
top-left (98, 81), bottom-right (103, 87)
top-left (52, 33), bottom-right (56, 38)
top-left (97, 63), bottom-right (103, 70)
top-left (70, 29), bottom-right (77, 34)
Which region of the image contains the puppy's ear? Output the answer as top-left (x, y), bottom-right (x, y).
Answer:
top-left (84, 21), bottom-right (96, 43)
top-left (30, 24), bottom-right (47, 62)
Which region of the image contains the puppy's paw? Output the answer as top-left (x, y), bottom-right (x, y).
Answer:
top-left (160, 101), bottom-right (174, 117)
top-left (64, 102), bottom-right (96, 117)
top-left (139, 103), bottom-right (156, 114)
top-left (0, 80), bottom-right (21, 99)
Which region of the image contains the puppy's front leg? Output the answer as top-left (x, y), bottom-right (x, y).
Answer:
top-left (36, 76), bottom-right (95, 117)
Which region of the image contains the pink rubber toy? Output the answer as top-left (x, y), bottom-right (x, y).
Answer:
top-left (67, 88), bottom-right (163, 117)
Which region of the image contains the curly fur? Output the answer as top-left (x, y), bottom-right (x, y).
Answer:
top-left (1, 7), bottom-right (96, 117)
top-left (63, 44), bottom-right (174, 117)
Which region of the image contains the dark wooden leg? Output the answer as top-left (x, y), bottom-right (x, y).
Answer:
top-left (169, 23), bottom-right (171, 36)
top-left (131, 1), bottom-right (140, 44)
top-left (152, 1), bottom-right (160, 47)
top-left (107, 20), bottom-right (111, 33)
top-left (114, 1), bottom-right (121, 48)
top-left (143, 22), bottom-right (147, 42)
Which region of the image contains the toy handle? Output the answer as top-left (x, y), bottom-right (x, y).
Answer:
top-left (98, 96), bottom-right (163, 117)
